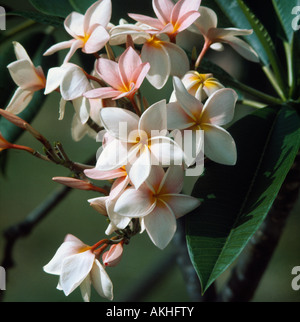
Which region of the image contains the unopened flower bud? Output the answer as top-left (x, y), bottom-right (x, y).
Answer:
top-left (102, 243), bottom-right (123, 267)
top-left (52, 177), bottom-right (92, 190)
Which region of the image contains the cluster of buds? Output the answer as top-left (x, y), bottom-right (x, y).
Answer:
top-left (1, 0), bottom-right (259, 301)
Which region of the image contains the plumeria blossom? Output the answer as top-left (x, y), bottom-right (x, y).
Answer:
top-left (84, 46), bottom-right (150, 101)
top-left (95, 100), bottom-right (184, 189)
top-left (102, 243), bottom-right (124, 267)
top-left (114, 165), bottom-right (201, 249)
top-left (43, 0), bottom-right (112, 63)
top-left (192, 6), bottom-right (259, 65)
top-left (110, 23), bottom-right (190, 89)
top-left (128, 0), bottom-right (202, 41)
top-left (85, 166), bottom-right (132, 233)
top-left (6, 42), bottom-right (46, 115)
top-left (43, 234), bottom-right (113, 302)
top-left (170, 71), bottom-right (224, 101)
top-left (167, 77), bottom-right (237, 166)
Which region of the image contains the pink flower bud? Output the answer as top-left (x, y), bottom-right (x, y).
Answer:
top-left (52, 177), bottom-right (93, 190)
top-left (102, 243), bottom-right (123, 267)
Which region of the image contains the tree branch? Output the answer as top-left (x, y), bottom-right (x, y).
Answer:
top-left (218, 152), bottom-right (300, 302)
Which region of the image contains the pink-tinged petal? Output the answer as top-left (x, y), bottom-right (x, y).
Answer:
top-left (43, 237), bottom-right (88, 275)
top-left (114, 187), bottom-right (156, 218)
top-left (201, 88), bottom-right (237, 126)
top-left (202, 123), bottom-right (237, 165)
top-left (83, 25), bottom-right (110, 53)
top-left (43, 39), bottom-right (76, 56)
top-left (102, 243), bottom-right (123, 267)
top-left (109, 175), bottom-right (130, 200)
top-left (7, 60), bottom-right (43, 89)
top-left (153, 0), bottom-right (174, 24)
top-left (88, 196), bottom-right (109, 215)
top-left (139, 100), bottom-right (167, 137)
top-left (95, 139), bottom-right (132, 170)
top-left (166, 102), bottom-right (195, 130)
top-left (96, 58), bottom-right (123, 89)
top-left (84, 87), bottom-right (122, 99)
top-left (145, 165), bottom-right (165, 194)
top-left (171, 0), bottom-right (201, 25)
top-left (118, 46), bottom-right (142, 86)
top-left (63, 39), bottom-right (84, 64)
top-left (13, 41), bottom-right (31, 61)
top-left (223, 36), bottom-right (259, 63)
top-left (131, 62), bottom-right (151, 89)
top-left (143, 199), bottom-right (176, 249)
top-left (100, 107), bottom-right (139, 141)
top-left (90, 260), bottom-right (113, 301)
top-left (128, 13), bottom-right (165, 30)
top-left (60, 64), bottom-right (91, 100)
top-left (64, 12), bottom-right (85, 38)
top-left (162, 42), bottom-right (189, 78)
top-left (84, 0), bottom-right (112, 31)
top-left (128, 144), bottom-right (151, 189)
top-left (84, 167), bottom-right (126, 180)
top-left (60, 251), bottom-right (95, 296)
top-left (5, 87), bottom-right (33, 115)
top-left (176, 11), bottom-right (201, 33)
top-left (158, 165), bottom-right (184, 194)
top-left (141, 41), bottom-right (170, 89)
top-left (161, 193), bottom-right (201, 218)
top-left (149, 136), bottom-right (184, 166)
top-left (193, 6), bottom-right (218, 35)
top-left (172, 76), bottom-right (203, 120)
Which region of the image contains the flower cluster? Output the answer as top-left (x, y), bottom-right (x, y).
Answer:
top-left (3, 0), bottom-right (258, 301)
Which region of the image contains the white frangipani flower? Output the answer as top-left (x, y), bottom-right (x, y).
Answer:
top-left (43, 0), bottom-right (112, 63)
top-left (96, 100), bottom-right (184, 189)
top-left (114, 165), bottom-right (201, 249)
top-left (43, 234), bottom-right (113, 302)
top-left (6, 42), bottom-right (46, 114)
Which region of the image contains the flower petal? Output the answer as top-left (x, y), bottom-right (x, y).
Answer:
top-left (139, 99), bottom-right (167, 137)
top-left (84, 0), bottom-right (112, 31)
top-left (43, 39), bottom-right (76, 56)
top-left (60, 251), bottom-right (95, 296)
top-left (118, 46), bottom-right (141, 87)
top-left (141, 41), bottom-right (170, 89)
top-left (5, 87), bottom-right (33, 115)
top-left (114, 187), bottom-right (156, 218)
top-left (100, 107), bottom-right (139, 141)
top-left (153, 0), bottom-right (174, 24)
top-left (80, 275), bottom-right (91, 302)
top-left (166, 102), bottom-right (195, 130)
top-left (158, 165), bottom-right (184, 194)
top-left (202, 123), bottom-right (237, 165)
top-left (90, 259), bottom-right (113, 301)
top-left (84, 87), bottom-right (122, 100)
top-left (72, 96), bottom-right (90, 124)
top-left (13, 41), bottom-right (31, 61)
top-left (83, 25), bottom-right (110, 53)
top-left (145, 165), bottom-right (165, 194)
top-left (143, 199), bottom-right (176, 249)
top-left (161, 193), bottom-right (201, 218)
top-left (64, 12), bottom-right (85, 38)
top-left (201, 88), bottom-right (238, 126)
top-left (193, 6), bottom-right (218, 35)
top-left (96, 58), bottom-right (123, 89)
top-left (172, 76), bottom-right (203, 120)
top-left (171, 0), bottom-right (201, 25)
top-left (128, 13), bottom-right (165, 30)
top-left (84, 167), bottom-right (126, 180)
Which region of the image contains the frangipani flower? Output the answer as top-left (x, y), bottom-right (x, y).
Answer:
top-left (167, 77), bottom-right (237, 166)
top-left (110, 24), bottom-right (189, 89)
top-left (6, 42), bottom-right (46, 115)
top-left (43, 0), bottom-right (111, 63)
top-left (102, 243), bottom-right (124, 267)
top-left (128, 0), bottom-right (202, 41)
top-left (43, 234), bottom-right (113, 302)
top-left (114, 165), bottom-right (201, 249)
top-left (84, 46), bottom-right (150, 100)
top-left (95, 100), bottom-right (184, 189)
top-left (170, 71), bottom-right (224, 102)
top-left (192, 6), bottom-right (259, 65)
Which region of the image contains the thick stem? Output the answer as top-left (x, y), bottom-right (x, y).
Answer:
top-left (218, 152), bottom-right (300, 302)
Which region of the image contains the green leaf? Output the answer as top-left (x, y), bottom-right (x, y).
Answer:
top-left (7, 11), bottom-right (64, 28)
top-left (186, 105), bottom-right (300, 292)
top-left (272, 0), bottom-right (300, 43)
top-left (29, 0), bottom-right (74, 18)
top-left (69, 0), bottom-right (96, 13)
